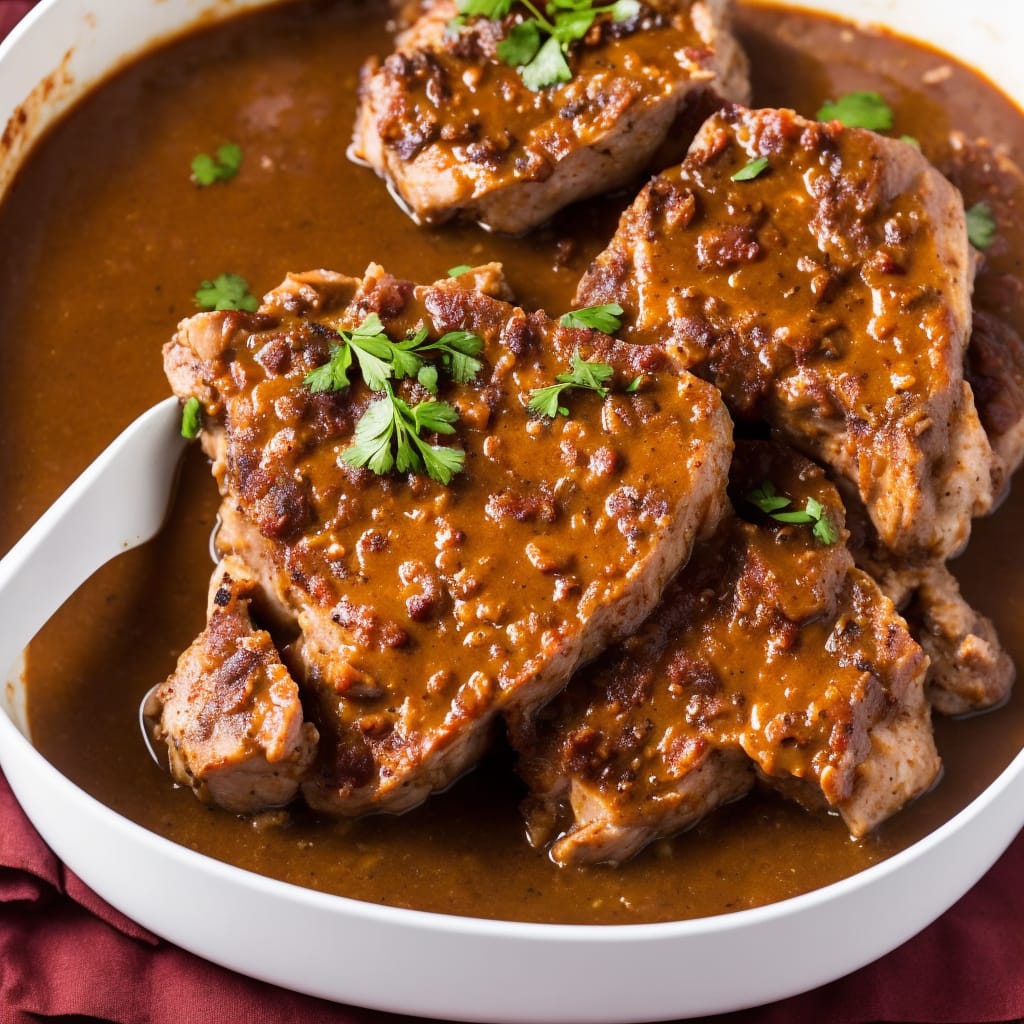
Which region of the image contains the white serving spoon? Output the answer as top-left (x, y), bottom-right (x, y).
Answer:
top-left (0, 397), bottom-right (187, 677)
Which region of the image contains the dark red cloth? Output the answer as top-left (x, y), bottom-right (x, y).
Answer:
top-left (4, 765), bottom-right (1024, 1024)
top-left (3, 2), bottom-right (1024, 1021)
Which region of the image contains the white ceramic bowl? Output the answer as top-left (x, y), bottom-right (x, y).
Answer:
top-left (2, 2), bottom-right (1024, 1021)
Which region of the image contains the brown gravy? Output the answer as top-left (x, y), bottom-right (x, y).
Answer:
top-left (4, 0), bottom-right (1024, 924)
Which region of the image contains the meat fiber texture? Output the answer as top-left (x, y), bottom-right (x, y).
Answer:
top-left (575, 103), bottom-right (1014, 715)
top-left (514, 442), bottom-right (939, 866)
top-left (158, 263), bottom-right (732, 816)
top-left (352, 0), bottom-right (750, 233)
top-left (575, 103), bottom-right (994, 562)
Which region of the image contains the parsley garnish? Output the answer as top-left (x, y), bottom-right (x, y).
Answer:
top-left (731, 156), bottom-right (769, 182)
top-left (180, 397), bottom-right (203, 439)
top-left (191, 143), bottom-right (243, 186)
top-left (194, 273), bottom-right (259, 312)
top-left (452, 0), bottom-right (641, 91)
top-left (528, 349), bottom-right (614, 417)
top-left (559, 302), bottom-right (624, 334)
top-left (966, 201), bottom-right (997, 250)
top-left (447, 264), bottom-right (473, 277)
top-left (341, 381), bottom-right (465, 484)
top-left (745, 480), bottom-right (839, 545)
top-left (900, 134), bottom-right (921, 150)
top-left (304, 316), bottom-right (485, 395)
top-left (816, 91), bottom-right (893, 132)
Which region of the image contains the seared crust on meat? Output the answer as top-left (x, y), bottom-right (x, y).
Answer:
top-left (162, 264), bottom-right (732, 816)
top-left (872, 559), bottom-right (1015, 716)
top-left (576, 104), bottom-right (995, 561)
top-left (352, 0), bottom-right (750, 233)
top-left (514, 443), bottom-right (939, 865)
top-left (146, 558), bottom-right (319, 813)
top-left (943, 134), bottom-right (1024, 484)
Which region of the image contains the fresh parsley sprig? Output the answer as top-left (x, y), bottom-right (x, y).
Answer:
top-left (528, 349), bottom-right (615, 417)
top-left (559, 302), bottom-right (624, 334)
top-left (452, 0), bottom-right (641, 91)
top-left (304, 316), bottom-right (484, 394)
top-left (745, 480), bottom-right (839, 545)
top-left (341, 381), bottom-right (465, 484)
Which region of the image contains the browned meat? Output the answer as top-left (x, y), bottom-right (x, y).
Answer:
top-left (575, 105), bottom-right (995, 561)
top-left (942, 134), bottom-right (1024, 483)
top-left (352, 0), bottom-right (750, 233)
top-left (162, 263), bottom-right (732, 816)
top-left (513, 442), bottom-right (939, 866)
top-left (870, 559), bottom-right (1014, 717)
top-left (146, 558), bottom-right (318, 813)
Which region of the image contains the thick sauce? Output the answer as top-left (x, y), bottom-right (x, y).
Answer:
top-left (3, 1), bottom-right (1024, 924)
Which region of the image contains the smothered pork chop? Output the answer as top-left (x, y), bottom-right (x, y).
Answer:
top-left (513, 442), bottom-right (938, 866)
top-left (352, 0), bottom-right (749, 233)
top-left (575, 104), bottom-right (995, 563)
top-left (151, 264), bottom-right (732, 815)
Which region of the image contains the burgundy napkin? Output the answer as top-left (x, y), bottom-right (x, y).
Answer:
top-left (3, 1), bottom-right (1024, 1021)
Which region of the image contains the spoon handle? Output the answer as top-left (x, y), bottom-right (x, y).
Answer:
top-left (0, 397), bottom-right (186, 681)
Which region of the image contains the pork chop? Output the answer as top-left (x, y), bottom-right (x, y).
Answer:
top-left (352, 0), bottom-right (750, 233)
top-left (160, 263), bottom-right (732, 816)
top-left (146, 557), bottom-right (319, 813)
top-left (575, 104), bottom-right (995, 561)
top-left (513, 441), bottom-right (939, 866)
top-left (942, 133), bottom-right (1024, 483)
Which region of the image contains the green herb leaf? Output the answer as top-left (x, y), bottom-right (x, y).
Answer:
top-left (816, 91), bottom-right (893, 132)
top-left (745, 480), bottom-right (792, 515)
top-left (559, 302), bottom-right (624, 335)
top-left (610, 0), bottom-right (641, 18)
top-left (731, 156), bottom-right (769, 182)
top-left (191, 142), bottom-right (243, 186)
top-left (180, 397), bottom-right (203, 439)
top-left (966, 201), bottom-right (997, 250)
top-left (460, 0), bottom-right (632, 91)
top-left (626, 375), bottom-right (642, 393)
top-left (528, 349), bottom-right (615, 417)
top-left (745, 481), bottom-right (839, 545)
top-left (418, 363), bottom-right (440, 394)
top-left (813, 513), bottom-right (840, 546)
top-left (498, 19), bottom-right (543, 66)
top-left (194, 273), bottom-right (259, 312)
top-left (899, 134), bottom-right (921, 150)
top-left (421, 329), bottom-right (485, 384)
top-left (521, 34), bottom-right (572, 90)
top-left (447, 264), bottom-right (473, 277)
top-left (341, 382), bottom-right (465, 484)
top-left (303, 316), bottom-right (484, 395)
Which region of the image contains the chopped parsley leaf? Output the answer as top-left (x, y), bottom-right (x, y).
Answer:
top-left (816, 91), bottom-right (893, 132)
top-left (745, 480), bottom-right (839, 545)
top-left (341, 381), bottom-right (465, 484)
top-left (454, 0), bottom-right (640, 91)
top-left (528, 349), bottom-right (615, 417)
top-left (731, 156), bottom-right (769, 182)
top-left (966, 201), bottom-right (997, 250)
top-left (180, 397), bottom-right (203, 439)
top-left (191, 143), bottom-right (243, 186)
top-left (194, 273), bottom-right (259, 312)
top-left (559, 302), bottom-right (624, 335)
